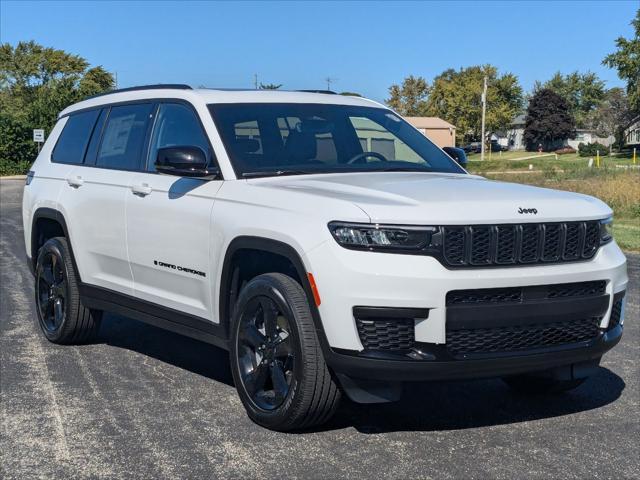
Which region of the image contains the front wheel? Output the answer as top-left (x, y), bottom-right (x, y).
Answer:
top-left (229, 273), bottom-right (340, 431)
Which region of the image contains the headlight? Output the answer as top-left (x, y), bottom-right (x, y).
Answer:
top-left (328, 222), bottom-right (440, 252)
top-left (600, 216), bottom-right (613, 245)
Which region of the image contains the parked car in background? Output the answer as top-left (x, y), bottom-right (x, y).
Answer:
top-left (490, 140), bottom-right (508, 152)
top-left (462, 142), bottom-right (482, 153)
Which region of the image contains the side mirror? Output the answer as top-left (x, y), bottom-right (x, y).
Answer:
top-left (155, 146), bottom-right (220, 179)
top-left (443, 147), bottom-right (468, 168)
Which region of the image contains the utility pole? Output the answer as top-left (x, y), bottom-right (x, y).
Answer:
top-left (254, 73), bottom-right (258, 90)
top-left (480, 75), bottom-right (488, 161)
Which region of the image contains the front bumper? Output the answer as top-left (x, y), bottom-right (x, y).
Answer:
top-left (324, 325), bottom-right (622, 382)
top-left (305, 239), bottom-right (628, 351)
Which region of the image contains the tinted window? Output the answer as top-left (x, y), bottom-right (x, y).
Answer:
top-left (51, 109), bottom-right (100, 164)
top-left (83, 109), bottom-right (108, 165)
top-left (96, 103), bottom-right (153, 170)
top-left (147, 103), bottom-right (211, 172)
top-left (209, 103), bottom-right (464, 177)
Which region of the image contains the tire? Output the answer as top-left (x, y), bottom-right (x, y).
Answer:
top-left (229, 273), bottom-right (341, 431)
top-left (34, 237), bottom-right (102, 344)
top-left (502, 374), bottom-right (586, 394)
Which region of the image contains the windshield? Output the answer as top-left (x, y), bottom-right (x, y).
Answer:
top-left (208, 103), bottom-right (465, 178)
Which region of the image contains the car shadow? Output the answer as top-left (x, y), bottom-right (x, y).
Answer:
top-left (317, 367), bottom-right (625, 434)
top-left (97, 312), bottom-right (625, 434)
top-left (97, 312), bottom-right (234, 387)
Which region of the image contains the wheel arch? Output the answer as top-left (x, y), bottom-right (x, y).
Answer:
top-left (218, 236), bottom-right (330, 351)
top-left (30, 208), bottom-right (81, 280)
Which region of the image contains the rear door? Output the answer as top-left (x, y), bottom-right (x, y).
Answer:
top-left (57, 102), bottom-right (153, 295)
top-left (125, 101), bottom-right (223, 319)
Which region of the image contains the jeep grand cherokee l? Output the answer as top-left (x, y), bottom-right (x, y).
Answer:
top-left (23, 85), bottom-right (628, 431)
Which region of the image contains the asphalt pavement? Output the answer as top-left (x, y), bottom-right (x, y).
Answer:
top-left (1, 178), bottom-right (638, 479)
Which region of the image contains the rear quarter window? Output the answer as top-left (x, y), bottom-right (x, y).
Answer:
top-left (51, 109), bottom-right (101, 164)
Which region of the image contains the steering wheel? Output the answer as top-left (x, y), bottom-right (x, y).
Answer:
top-left (346, 151), bottom-right (388, 164)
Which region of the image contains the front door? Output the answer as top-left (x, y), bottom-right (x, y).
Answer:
top-left (125, 102), bottom-right (223, 320)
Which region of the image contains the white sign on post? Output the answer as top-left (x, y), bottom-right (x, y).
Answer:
top-left (33, 129), bottom-right (45, 143)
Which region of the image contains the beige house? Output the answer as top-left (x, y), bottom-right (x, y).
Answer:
top-left (404, 117), bottom-right (456, 148)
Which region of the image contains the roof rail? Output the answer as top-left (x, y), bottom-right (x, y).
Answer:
top-left (297, 89), bottom-right (337, 95)
top-left (83, 84), bottom-right (192, 100)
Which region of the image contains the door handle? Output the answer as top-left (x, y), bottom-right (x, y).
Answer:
top-left (66, 175), bottom-right (84, 188)
top-left (131, 183), bottom-right (152, 197)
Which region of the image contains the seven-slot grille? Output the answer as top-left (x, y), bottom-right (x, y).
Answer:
top-left (442, 221), bottom-right (600, 267)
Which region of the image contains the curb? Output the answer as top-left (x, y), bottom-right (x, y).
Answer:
top-left (0, 175), bottom-right (27, 180)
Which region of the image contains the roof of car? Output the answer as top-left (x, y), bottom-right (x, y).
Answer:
top-left (59, 85), bottom-right (383, 118)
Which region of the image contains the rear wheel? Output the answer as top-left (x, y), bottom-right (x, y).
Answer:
top-left (502, 375), bottom-right (586, 394)
top-left (35, 237), bottom-right (102, 344)
top-left (229, 273), bottom-right (340, 431)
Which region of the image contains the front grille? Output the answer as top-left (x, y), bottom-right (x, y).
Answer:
top-left (446, 280), bottom-right (606, 306)
top-left (547, 281), bottom-right (606, 299)
top-left (446, 318), bottom-right (601, 357)
top-left (441, 221), bottom-right (601, 268)
top-left (355, 318), bottom-right (414, 351)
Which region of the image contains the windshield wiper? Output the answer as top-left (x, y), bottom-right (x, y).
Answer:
top-left (242, 169), bottom-right (316, 179)
top-left (378, 166), bottom-right (432, 172)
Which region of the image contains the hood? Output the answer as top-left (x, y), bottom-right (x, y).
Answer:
top-left (249, 172), bottom-right (612, 224)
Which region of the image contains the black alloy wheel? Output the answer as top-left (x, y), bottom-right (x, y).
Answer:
top-left (236, 295), bottom-right (295, 410)
top-left (36, 250), bottom-right (67, 334)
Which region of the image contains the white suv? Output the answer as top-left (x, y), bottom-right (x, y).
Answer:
top-left (23, 85), bottom-right (628, 431)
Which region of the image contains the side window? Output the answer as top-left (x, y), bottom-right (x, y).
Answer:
top-left (147, 103), bottom-right (212, 171)
top-left (96, 103), bottom-right (153, 170)
top-left (51, 109), bottom-right (100, 164)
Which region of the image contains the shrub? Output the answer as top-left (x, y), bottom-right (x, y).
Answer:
top-left (0, 159), bottom-right (31, 176)
top-left (554, 146), bottom-right (576, 155)
top-left (578, 142), bottom-right (610, 157)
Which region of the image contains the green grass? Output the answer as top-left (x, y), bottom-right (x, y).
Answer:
top-left (612, 220), bottom-right (640, 252)
top-left (466, 153), bottom-right (637, 174)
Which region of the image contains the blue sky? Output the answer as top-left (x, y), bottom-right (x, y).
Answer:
top-left (1, 1), bottom-right (636, 102)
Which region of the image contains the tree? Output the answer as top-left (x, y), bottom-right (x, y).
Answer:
top-left (0, 41), bottom-right (114, 170)
top-left (536, 71), bottom-right (606, 128)
top-left (339, 91), bottom-right (361, 97)
top-left (524, 88), bottom-right (575, 151)
top-left (385, 75), bottom-right (430, 116)
top-left (259, 83), bottom-right (282, 90)
top-left (425, 65), bottom-right (523, 144)
top-left (603, 8), bottom-right (640, 114)
top-left (588, 88), bottom-right (634, 149)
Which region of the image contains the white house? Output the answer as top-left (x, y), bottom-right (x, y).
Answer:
top-left (567, 130), bottom-right (615, 150)
top-left (624, 116), bottom-right (640, 147)
top-left (491, 114), bottom-right (526, 150)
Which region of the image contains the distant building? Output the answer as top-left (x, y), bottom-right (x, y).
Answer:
top-left (567, 130), bottom-right (615, 150)
top-left (404, 117), bottom-right (456, 148)
top-left (624, 116), bottom-right (640, 147)
top-left (490, 114), bottom-right (526, 151)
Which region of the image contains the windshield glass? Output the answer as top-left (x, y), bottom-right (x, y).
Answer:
top-left (208, 103), bottom-right (465, 177)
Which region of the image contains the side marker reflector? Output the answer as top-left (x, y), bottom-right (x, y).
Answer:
top-left (307, 273), bottom-right (321, 306)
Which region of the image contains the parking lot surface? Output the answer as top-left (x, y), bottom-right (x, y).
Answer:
top-left (1, 178), bottom-right (638, 479)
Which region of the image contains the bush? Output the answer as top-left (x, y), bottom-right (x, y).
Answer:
top-left (0, 159), bottom-right (31, 176)
top-left (554, 146), bottom-right (576, 155)
top-left (578, 142), bottom-right (610, 157)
